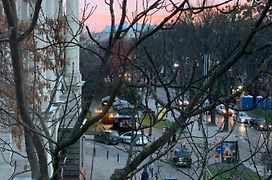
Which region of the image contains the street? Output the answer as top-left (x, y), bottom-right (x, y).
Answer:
top-left (82, 112), bottom-right (270, 179)
top-left (149, 87), bottom-right (270, 171)
top-left (85, 89), bottom-right (271, 179)
top-left (202, 113), bottom-right (271, 175)
top-left (83, 129), bottom-right (198, 180)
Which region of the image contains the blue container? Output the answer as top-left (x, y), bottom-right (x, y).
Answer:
top-left (256, 96), bottom-right (272, 109)
top-left (240, 95), bottom-right (253, 109)
top-left (241, 95), bottom-right (272, 109)
top-left (257, 96), bottom-right (265, 109)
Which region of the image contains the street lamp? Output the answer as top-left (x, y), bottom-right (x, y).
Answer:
top-left (124, 72), bottom-right (132, 81)
top-left (173, 63), bottom-right (179, 68)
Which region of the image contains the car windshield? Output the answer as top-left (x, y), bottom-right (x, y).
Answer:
top-left (240, 112), bottom-right (248, 117)
top-left (101, 96), bottom-right (120, 106)
top-left (259, 119), bottom-right (269, 124)
top-left (175, 149), bottom-right (190, 157)
top-left (109, 131), bottom-right (119, 137)
top-left (117, 108), bottom-right (136, 116)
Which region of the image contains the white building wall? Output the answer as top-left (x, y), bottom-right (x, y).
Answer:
top-left (12, 0), bottom-right (82, 178)
top-left (17, 0), bottom-right (30, 20)
top-left (65, 0), bottom-right (80, 79)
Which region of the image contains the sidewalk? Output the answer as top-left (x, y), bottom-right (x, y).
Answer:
top-left (187, 117), bottom-right (267, 178)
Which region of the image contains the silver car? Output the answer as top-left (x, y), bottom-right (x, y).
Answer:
top-left (119, 131), bottom-right (148, 146)
top-left (235, 112), bottom-right (251, 123)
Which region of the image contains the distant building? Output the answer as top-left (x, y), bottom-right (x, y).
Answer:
top-left (81, 22), bottom-right (152, 80)
top-left (94, 22), bottom-right (152, 42)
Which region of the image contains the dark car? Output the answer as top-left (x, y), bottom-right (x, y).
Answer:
top-left (94, 130), bottom-right (120, 145)
top-left (249, 118), bottom-right (272, 131)
top-left (170, 147), bottom-right (192, 168)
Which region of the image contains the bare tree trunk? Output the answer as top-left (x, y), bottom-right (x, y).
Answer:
top-left (223, 107), bottom-right (229, 132)
top-left (2, 1), bottom-right (49, 178)
top-left (51, 153), bottom-right (61, 180)
top-left (24, 131), bottom-right (40, 179)
top-left (210, 109), bottom-right (216, 125)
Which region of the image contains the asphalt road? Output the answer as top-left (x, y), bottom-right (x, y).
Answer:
top-left (83, 113), bottom-right (271, 180)
top-left (89, 87), bottom-right (271, 179)
top-left (83, 133), bottom-right (199, 180)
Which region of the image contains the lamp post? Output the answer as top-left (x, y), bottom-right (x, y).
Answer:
top-left (173, 63), bottom-right (179, 68)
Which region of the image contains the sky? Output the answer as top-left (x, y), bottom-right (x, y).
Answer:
top-left (79, 0), bottom-right (227, 32)
top-left (79, 0), bottom-right (173, 32)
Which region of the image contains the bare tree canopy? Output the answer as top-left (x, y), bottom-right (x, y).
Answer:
top-left (0, 0), bottom-right (272, 179)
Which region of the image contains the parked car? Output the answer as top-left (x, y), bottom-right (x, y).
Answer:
top-left (170, 147), bottom-right (192, 168)
top-left (234, 112), bottom-right (251, 123)
top-left (119, 131), bottom-right (148, 146)
top-left (249, 118), bottom-right (272, 131)
top-left (94, 130), bottom-right (120, 145)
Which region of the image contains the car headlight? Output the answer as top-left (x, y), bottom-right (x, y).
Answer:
top-left (269, 125), bottom-right (272, 128)
top-left (260, 124), bottom-right (264, 128)
top-left (95, 109), bottom-right (103, 113)
top-left (109, 113), bottom-right (119, 118)
top-left (109, 113), bottom-right (114, 118)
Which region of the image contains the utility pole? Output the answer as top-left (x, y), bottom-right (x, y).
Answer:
top-left (203, 54), bottom-right (210, 77)
top-left (204, 54), bottom-right (216, 125)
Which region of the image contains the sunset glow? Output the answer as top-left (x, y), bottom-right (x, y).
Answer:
top-left (80, 0), bottom-right (236, 32)
top-left (80, 0), bottom-right (175, 32)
